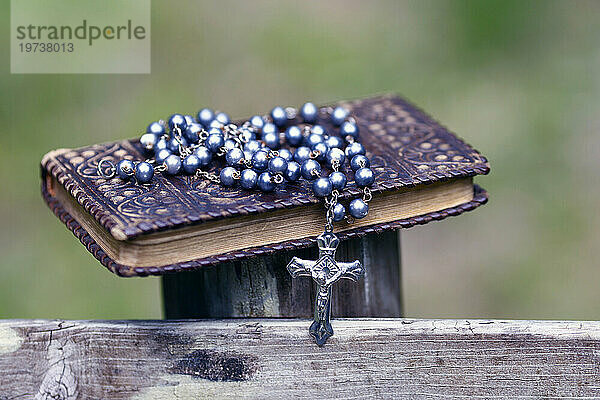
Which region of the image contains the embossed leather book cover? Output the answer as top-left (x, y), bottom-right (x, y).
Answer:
top-left (41, 95), bottom-right (490, 277)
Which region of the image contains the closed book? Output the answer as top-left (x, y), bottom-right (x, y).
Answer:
top-left (41, 95), bottom-right (489, 277)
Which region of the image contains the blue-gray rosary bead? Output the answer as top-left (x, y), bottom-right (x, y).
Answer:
top-left (146, 121), bottom-right (165, 135)
top-left (208, 119), bottom-right (223, 129)
top-left (184, 115), bottom-right (195, 126)
top-left (270, 106), bottom-right (287, 127)
top-left (349, 198), bottom-right (369, 219)
top-left (184, 123), bottom-right (203, 144)
top-left (313, 142), bottom-right (329, 161)
top-left (226, 148), bottom-right (244, 167)
top-left (140, 133), bottom-right (159, 155)
top-left (312, 177), bottom-right (332, 198)
top-left (206, 133), bottom-right (225, 153)
top-left (340, 121), bottom-right (359, 140)
top-left (326, 136), bottom-right (343, 149)
top-left (244, 140), bottom-right (262, 154)
top-left (224, 139), bottom-right (238, 151)
top-left (329, 171), bottom-right (347, 190)
top-left (331, 106), bottom-right (348, 126)
top-left (116, 160), bottom-right (135, 180)
top-left (326, 148), bottom-right (346, 166)
top-left (301, 159), bottom-right (321, 180)
top-left (240, 169), bottom-right (258, 190)
top-left (258, 172), bottom-right (275, 192)
top-left (354, 167), bottom-right (374, 187)
top-left (261, 122), bottom-right (277, 136)
top-left (194, 146), bottom-right (212, 167)
top-left (182, 154), bottom-right (200, 174)
top-left (155, 149), bottom-right (172, 165)
top-left (268, 156), bottom-right (288, 174)
top-left (167, 136), bottom-right (187, 153)
top-left (239, 127), bottom-right (256, 142)
top-left (164, 154), bottom-right (182, 175)
top-left (284, 125), bottom-right (303, 147)
top-left (263, 131), bottom-right (280, 150)
top-left (220, 166), bottom-right (237, 187)
top-left (311, 124), bottom-right (326, 136)
top-left (249, 115), bottom-right (264, 130)
top-left (333, 203), bottom-right (346, 222)
top-left (294, 146), bottom-right (312, 163)
top-left (300, 102), bottom-right (318, 123)
top-left (153, 137), bottom-right (168, 153)
top-left (307, 133), bottom-right (325, 149)
top-left (345, 142), bottom-right (366, 159)
top-left (215, 112), bottom-right (230, 125)
top-left (252, 150), bottom-right (270, 171)
top-left (135, 162), bottom-right (154, 183)
top-left (350, 154), bottom-right (370, 171)
top-left (284, 161), bottom-right (301, 181)
top-left (197, 108), bottom-right (214, 127)
top-left (168, 113), bottom-right (188, 132)
top-left (278, 148), bottom-right (293, 162)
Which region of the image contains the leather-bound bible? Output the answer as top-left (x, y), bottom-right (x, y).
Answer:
top-left (41, 95), bottom-right (489, 277)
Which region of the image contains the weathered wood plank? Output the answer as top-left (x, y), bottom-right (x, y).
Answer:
top-left (1, 319), bottom-right (600, 399)
top-left (162, 231), bottom-right (403, 318)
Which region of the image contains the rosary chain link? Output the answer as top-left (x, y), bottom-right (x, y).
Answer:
top-left (195, 169), bottom-right (220, 183)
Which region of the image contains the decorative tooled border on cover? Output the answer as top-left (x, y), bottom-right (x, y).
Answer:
top-left (40, 95), bottom-right (490, 241)
top-left (42, 180), bottom-right (488, 277)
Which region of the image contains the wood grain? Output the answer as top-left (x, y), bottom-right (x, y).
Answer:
top-left (1, 318), bottom-right (600, 399)
top-left (162, 231), bottom-right (402, 318)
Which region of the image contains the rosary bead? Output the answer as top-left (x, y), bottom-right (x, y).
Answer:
top-left (278, 148), bottom-right (293, 162)
top-left (263, 131), bottom-right (280, 150)
top-left (215, 112), bottom-right (230, 125)
top-left (116, 160), bottom-right (135, 180)
top-left (284, 125), bottom-right (303, 147)
top-left (154, 137), bottom-right (168, 153)
top-left (301, 159), bottom-right (321, 180)
top-left (326, 147), bottom-right (346, 166)
top-left (146, 121), bottom-right (165, 135)
top-left (312, 177), bottom-right (332, 197)
top-left (294, 146), bottom-right (312, 163)
top-left (313, 142), bottom-right (329, 161)
top-left (311, 124), bottom-right (327, 136)
top-left (193, 146), bottom-right (212, 167)
top-left (270, 106), bottom-right (287, 127)
top-left (307, 133), bottom-right (325, 148)
top-left (240, 169), bottom-right (258, 190)
top-left (168, 114), bottom-right (188, 132)
top-left (354, 167), bottom-right (374, 187)
top-left (329, 171), bottom-right (347, 190)
top-left (252, 150), bottom-right (270, 171)
top-left (249, 115), bottom-right (265, 131)
top-left (197, 108), bottom-right (214, 127)
top-left (258, 172), bottom-right (275, 192)
top-left (184, 115), bottom-right (195, 126)
top-left (155, 149), bottom-right (172, 165)
top-left (300, 102), bottom-right (318, 123)
top-left (182, 154), bottom-right (200, 174)
top-left (331, 106), bottom-right (348, 126)
top-left (261, 122), bottom-right (277, 137)
top-left (224, 139), bottom-right (238, 151)
top-left (349, 198), bottom-right (369, 219)
top-left (206, 133), bottom-right (225, 153)
top-left (345, 142), bottom-right (366, 159)
top-left (167, 136), bottom-right (187, 153)
top-left (207, 126), bottom-right (222, 136)
top-left (326, 136), bottom-right (343, 149)
top-left (340, 121), bottom-right (359, 140)
top-left (268, 156), bottom-right (288, 174)
top-left (220, 166), bottom-right (237, 187)
top-left (350, 154), bottom-right (370, 171)
top-left (244, 140), bottom-right (262, 154)
top-left (239, 127), bottom-right (256, 142)
top-left (226, 148), bottom-right (244, 167)
top-left (284, 161), bottom-right (301, 181)
top-left (140, 133), bottom-right (159, 155)
top-left (333, 203), bottom-right (346, 222)
top-left (183, 123), bottom-right (203, 144)
top-left (208, 119), bottom-right (223, 129)
top-left (164, 154), bottom-right (182, 175)
top-left (135, 161), bottom-right (154, 183)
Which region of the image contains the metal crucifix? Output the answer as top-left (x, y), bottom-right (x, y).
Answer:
top-left (287, 231), bottom-right (365, 346)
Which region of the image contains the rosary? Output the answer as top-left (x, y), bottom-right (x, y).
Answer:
top-left (98, 103), bottom-right (375, 346)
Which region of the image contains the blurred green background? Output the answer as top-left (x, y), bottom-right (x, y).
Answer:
top-left (1, 0), bottom-right (599, 319)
